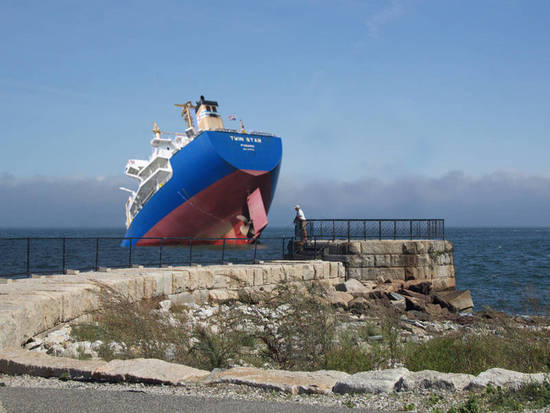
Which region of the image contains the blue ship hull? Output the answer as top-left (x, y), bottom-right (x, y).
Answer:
top-left (122, 130), bottom-right (282, 247)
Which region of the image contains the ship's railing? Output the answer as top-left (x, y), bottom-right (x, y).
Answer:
top-left (304, 219), bottom-right (445, 241)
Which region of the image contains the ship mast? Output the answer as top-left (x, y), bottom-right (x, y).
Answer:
top-left (174, 101), bottom-right (196, 132)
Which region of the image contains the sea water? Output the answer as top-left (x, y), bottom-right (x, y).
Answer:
top-left (0, 227), bottom-right (548, 315)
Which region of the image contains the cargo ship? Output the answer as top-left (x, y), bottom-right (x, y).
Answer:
top-left (120, 96), bottom-right (282, 247)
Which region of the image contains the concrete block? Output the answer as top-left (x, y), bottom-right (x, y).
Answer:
top-left (301, 264), bottom-right (315, 281)
top-left (313, 262), bottom-right (325, 279)
top-left (197, 270), bottom-right (214, 289)
top-left (436, 265), bottom-right (454, 279)
top-left (171, 270), bottom-right (190, 293)
top-left (213, 273), bottom-right (229, 289)
top-left (65, 269), bottom-right (80, 275)
top-left (348, 241), bottom-right (361, 254)
top-left (361, 241), bottom-right (404, 255)
top-left (374, 254), bottom-right (391, 267)
top-left (253, 268), bottom-right (263, 286)
top-left (361, 267), bottom-right (405, 281)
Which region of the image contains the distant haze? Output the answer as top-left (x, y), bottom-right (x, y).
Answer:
top-left (1, 171), bottom-right (549, 228)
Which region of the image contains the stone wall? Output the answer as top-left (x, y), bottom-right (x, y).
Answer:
top-left (293, 240), bottom-right (455, 292)
top-left (0, 260), bottom-right (344, 350)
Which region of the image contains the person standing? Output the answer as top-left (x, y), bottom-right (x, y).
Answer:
top-left (294, 205), bottom-right (307, 241)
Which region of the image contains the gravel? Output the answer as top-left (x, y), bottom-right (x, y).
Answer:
top-left (0, 373), bottom-right (482, 412)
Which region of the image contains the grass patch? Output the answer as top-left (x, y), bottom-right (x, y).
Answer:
top-left (403, 326), bottom-right (550, 375)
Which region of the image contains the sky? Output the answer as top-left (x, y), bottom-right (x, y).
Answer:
top-left (1, 0), bottom-right (549, 227)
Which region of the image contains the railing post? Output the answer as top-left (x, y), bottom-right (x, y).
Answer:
top-left (332, 220), bottom-right (335, 241)
top-left (26, 238), bottom-right (30, 276)
top-left (159, 238), bottom-right (163, 268)
top-left (281, 237), bottom-right (285, 258)
top-left (62, 237), bottom-right (66, 274)
top-left (363, 221), bottom-right (366, 240)
top-left (221, 238), bottom-right (226, 264)
top-left (314, 236), bottom-right (317, 259)
top-left (95, 238), bottom-right (99, 271)
top-left (442, 220), bottom-right (445, 240)
top-left (410, 221), bottom-right (413, 240)
top-left (253, 239), bottom-right (258, 263)
top-left (128, 239), bottom-right (132, 268)
top-left (378, 220), bottom-right (382, 240)
top-left (188, 238), bottom-right (193, 266)
top-left (347, 221), bottom-right (350, 242)
top-left (393, 221), bottom-right (396, 240)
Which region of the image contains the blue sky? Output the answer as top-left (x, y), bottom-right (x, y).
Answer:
top-left (1, 0), bottom-right (550, 226)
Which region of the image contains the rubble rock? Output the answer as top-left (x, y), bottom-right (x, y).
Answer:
top-left (327, 291), bottom-right (354, 308)
top-left (434, 290), bottom-right (474, 313)
top-left (335, 279), bottom-right (370, 297)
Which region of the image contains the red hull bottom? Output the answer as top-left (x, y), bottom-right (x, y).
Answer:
top-left (135, 169), bottom-right (272, 247)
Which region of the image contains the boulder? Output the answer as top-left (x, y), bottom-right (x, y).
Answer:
top-left (348, 297), bottom-right (369, 314)
top-left (396, 370), bottom-right (474, 392)
top-left (434, 290), bottom-right (474, 313)
top-left (467, 368), bottom-right (548, 391)
top-left (332, 368), bottom-right (409, 394)
top-left (405, 296), bottom-right (428, 313)
top-left (208, 367), bottom-right (349, 395)
top-left (327, 291), bottom-right (354, 308)
top-left (335, 279), bottom-right (370, 297)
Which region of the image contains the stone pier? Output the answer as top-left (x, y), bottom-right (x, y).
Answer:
top-left (292, 239), bottom-right (456, 292)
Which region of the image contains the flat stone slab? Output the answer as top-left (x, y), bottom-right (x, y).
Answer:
top-left (333, 368), bottom-right (409, 394)
top-left (207, 367), bottom-right (349, 394)
top-left (0, 348), bottom-right (209, 385)
top-left (396, 370), bottom-right (475, 392)
top-left (0, 347), bottom-right (106, 380)
top-left (95, 358), bottom-right (209, 385)
top-left (466, 368), bottom-right (548, 391)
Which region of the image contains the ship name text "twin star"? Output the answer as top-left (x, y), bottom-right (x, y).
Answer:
top-left (230, 135), bottom-right (262, 143)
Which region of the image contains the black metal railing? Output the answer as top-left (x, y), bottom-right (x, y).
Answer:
top-left (0, 236), bottom-right (294, 278)
top-left (0, 219), bottom-right (444, 278)
top-left (304, 219), bottom-right (445, 241)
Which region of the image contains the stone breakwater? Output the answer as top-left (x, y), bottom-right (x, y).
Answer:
top-left (293, 240), bottom-right (455, 290)
top-left (0, 261), bottom-right (344, 350)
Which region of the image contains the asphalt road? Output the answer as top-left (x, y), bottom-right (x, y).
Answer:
top-left (0, 388), bottom-right (389, 413)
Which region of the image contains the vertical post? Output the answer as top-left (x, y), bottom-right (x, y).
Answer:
top-left (26, 238), bottom-right (30, 276)
top-left (378, 220), bottom-right (382, 240)
top-left (253, 239), bottom-right (258, 263)
top-left (314, 236), bottom-right (317, 259)
top-left (393, 221), bottom-right (397, 240)
top-left (442, 220), bottom-right (445, 240)
top-left (159, 238), bottom-right (163, 268)
top-left (62, 237), bottom-right (66, 274)
top-left (221, 238), bottom-right (226, 264)
top-left (320, 222), bottom-right (323, 239)
top-left (291, 237), bottom-right (295, 258)
top-left (128, 239), bottom-right (132, 268)
top-left (95, 238), bottom-right (99, 271)
top-left (188, 239), bottom-right (193, 266)
top-left (410, 221), bottom-right (413, 240)
top-left (281, 237), bottom-right (285, 258)
top-left (332, 220), bottom-right (335, 241)
top-left (347, 221), bottom-right (350, 242)
top-left (363, 221), bottom-right (366, 240)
